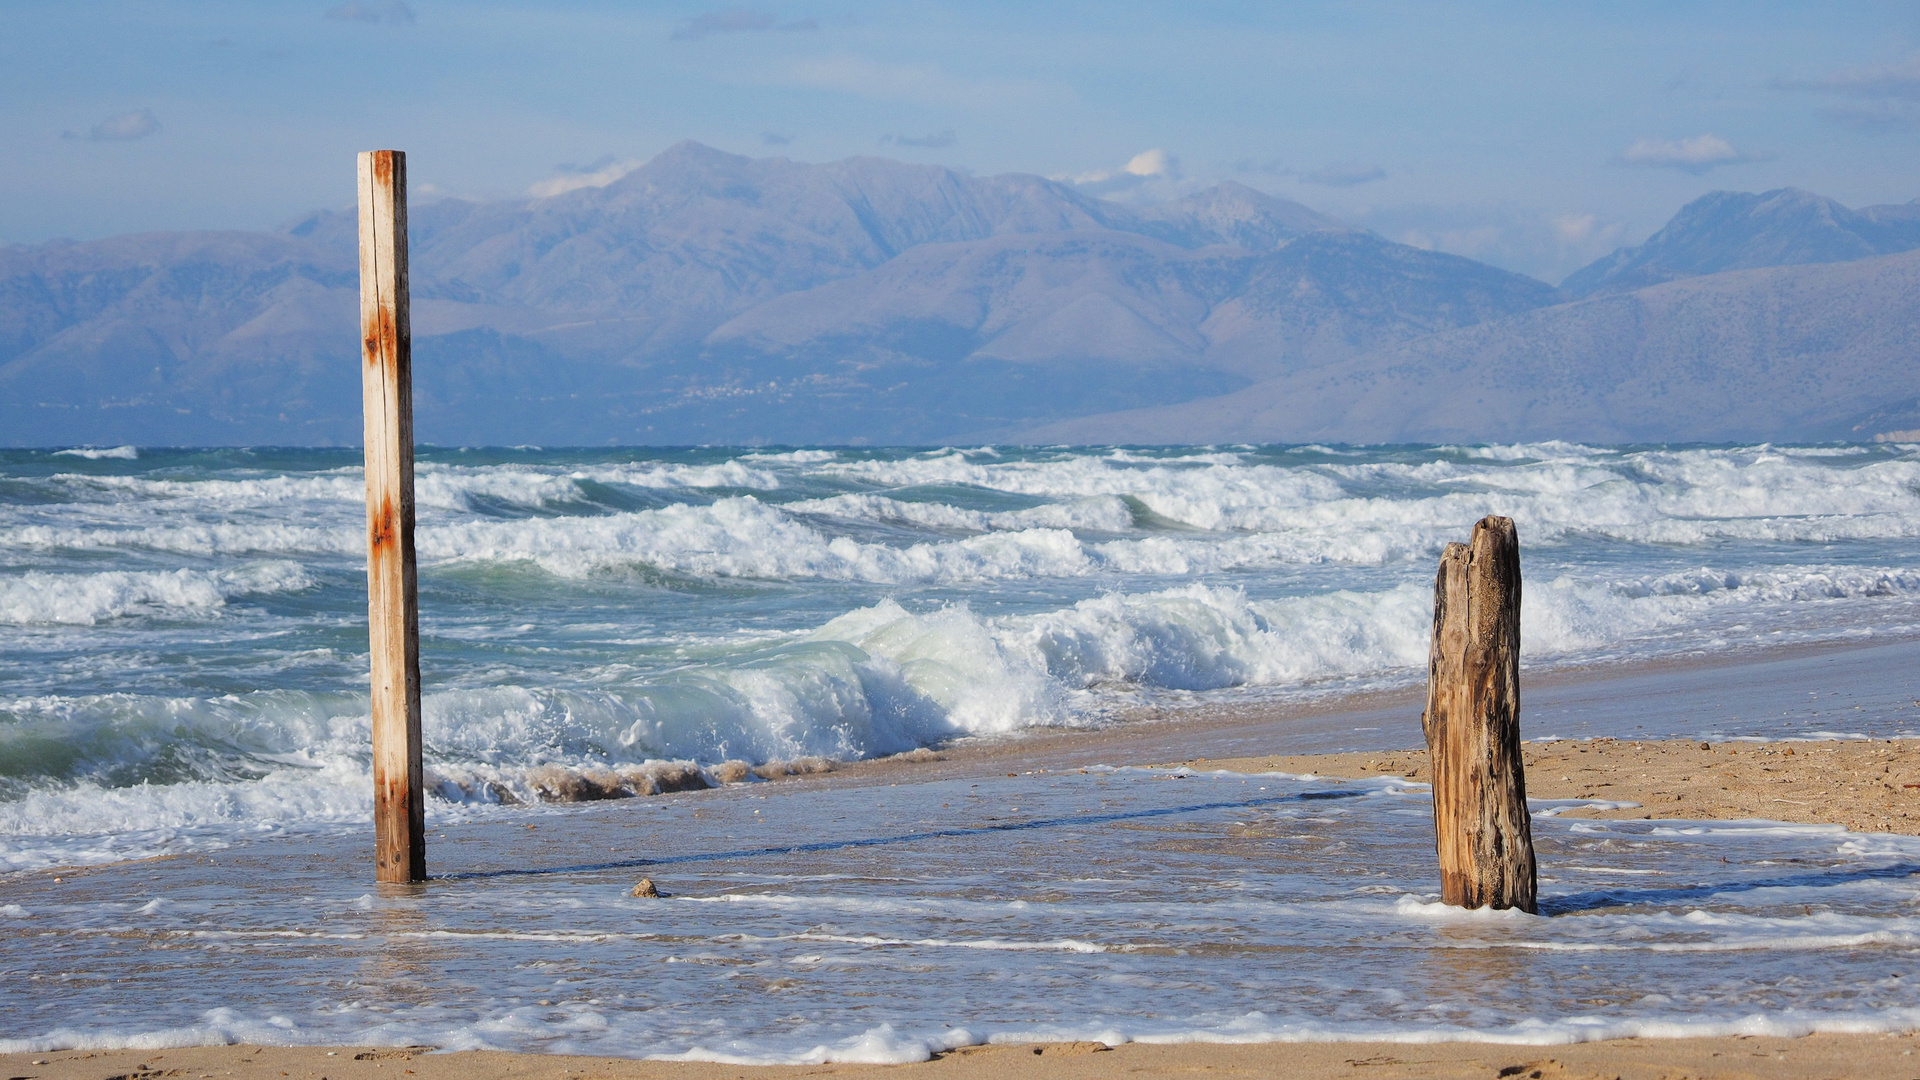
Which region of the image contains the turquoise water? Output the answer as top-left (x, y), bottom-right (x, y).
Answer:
top-left (5, 441), bottom-right (1920, 871)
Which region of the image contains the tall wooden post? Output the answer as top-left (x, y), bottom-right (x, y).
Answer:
top-left (1423, 516), bottom-right (1536, 913)
top-left (358, 149), bottom-right (424, 884)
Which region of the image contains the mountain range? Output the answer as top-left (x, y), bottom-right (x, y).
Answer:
top-left (2, 141), bottom-right (1916, 446)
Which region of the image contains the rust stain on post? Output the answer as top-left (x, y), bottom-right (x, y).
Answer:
top-left (1423, 516), bottom-right (1536, 913)
top-left (358, 150), bottom-right (423, 884)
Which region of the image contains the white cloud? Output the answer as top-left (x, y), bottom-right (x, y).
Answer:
top-left (1057, 148), bottom-right (1185, 199)
top-left (80, 108), bottom-right (159, 142)
top-left (1614, 134), bottom-right (1768, 173)
top-left (1122, 148), bottom-right (1177, 178)
top-left (1062, 148), bottom-right (1180, 190)
top-left (528, 159), bottom-right (642, 198)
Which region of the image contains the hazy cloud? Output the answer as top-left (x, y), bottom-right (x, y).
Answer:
top-left (528, 157), bottom-right (641, 198)
top-left (1229, 156), bottom-right (1287, 176)
top-left (673, 9), bottom-right (816, 41)
top-left (787, 55), bottom-right (1041, 107)
top-left (1779, 51), bottom-right (1920, 100)
top-left (69, 108), bottom-right (159, 142)
top-left (1776, 52), bottom-right (1920, 130)
top-left (1230, 158), bottom-right (1385, 187)
top-left (761, 131), bottom-right (794, 145)
top-left (325, 1), bottom-right (415, 25)
top-left (1301, 162), bottom-right (1386, 187)
top-left (1350, 202), bottom-right (1631, 284)
top-left (881, 130), bottom-right (955, 148)
top-left (1822, 100), bottom-right (1920, 130)
top-left (1550, 211), bottom-right (1627, 249)
top-left (1614, 134), bottom-right (1769, 173)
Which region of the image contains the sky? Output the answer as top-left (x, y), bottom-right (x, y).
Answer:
top-left (4, 1), bottom-right (1919, 284)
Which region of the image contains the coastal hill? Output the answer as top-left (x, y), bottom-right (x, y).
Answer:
top-left (1, 146), bottom-right (1915, 446)
top-left (1559, 186), bottom-right (1920, 297)
top-left (0, 142), bottom-right (1555, 446)
top-left (1011, 187), bottom-right (1920, 445)
top-left (1009, 247), bottom-right (1920, 445)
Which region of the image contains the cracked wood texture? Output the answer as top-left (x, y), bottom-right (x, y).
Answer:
top-left (358, 150), bottom-right (424, 884)
top-left (1423, 516), bottom-right (1536, 912)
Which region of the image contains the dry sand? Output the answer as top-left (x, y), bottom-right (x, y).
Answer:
top-left (1177, 737), bottom-right (1920, 835)
top-left (8, 1032), bottom-right (1920, 1080)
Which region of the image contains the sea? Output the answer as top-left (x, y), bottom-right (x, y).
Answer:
top-left (5, 441), bottom-right (1920, 1061)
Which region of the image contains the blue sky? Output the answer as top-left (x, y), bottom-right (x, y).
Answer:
top-left (4, 1), bottom-right (1919, 282)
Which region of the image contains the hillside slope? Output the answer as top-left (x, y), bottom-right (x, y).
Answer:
top-left (1009, 249), bottom-right (1920, 445)
top-left (0, 144), bottom-right (1564, 446)
top-left (1561, 187), bottom-right (1920, 297)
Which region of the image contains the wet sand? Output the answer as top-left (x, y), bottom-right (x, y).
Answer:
top-left (8, 1032), bottom-right (1920, 1080)
top-left (11, 637), bottom-right (1920, 1079)
top-left (1182, 736), bottom-right (1920, 835)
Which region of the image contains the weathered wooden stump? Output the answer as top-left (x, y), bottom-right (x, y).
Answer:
top-left (358, 149), bottom-right (424, 884)
top-left (1423, 516), bottom-right (1536, 913)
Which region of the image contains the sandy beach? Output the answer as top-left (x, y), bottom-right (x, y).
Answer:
top-left (9, 639), bottom-right (1920, 1078)
top-left (8, 1030), bottom-right (1920, 1080)
top-left (1182, 736), bottom-right (1920, 836)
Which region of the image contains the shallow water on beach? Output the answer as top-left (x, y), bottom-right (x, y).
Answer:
top-left (4, 766), bottom-right (1919, 1062)
top-left (7, 441), bottom-right (1920, 874)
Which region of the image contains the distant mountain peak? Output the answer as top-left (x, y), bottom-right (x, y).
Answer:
top-left (1562, 185), bottom-right (1920, 296)
top-left (1117, 181), bottom-right (1338, 252)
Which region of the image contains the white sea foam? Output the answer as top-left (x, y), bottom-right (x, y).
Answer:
top-left (13, 445), bottom-right (1920, 581)
top-left (653, 1024), bottom-right (981, 1066)
top-left (8, 443), bottom-right (1920, 867)
top-left (786, 493), bottom-right (1136, 534)
top-left (7, 553), bottom-right (1919, 869)
top-left (0, 562), bottom-right (314, 625)
top-left (584, 460), bottom-right (782, 490)
top-left (50, 445), bottom-right (139, 460)
top-left (0, 1009), bottom-right (300, 1054)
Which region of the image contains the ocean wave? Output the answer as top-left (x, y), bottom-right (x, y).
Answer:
top-left (0, 562), bottom-right (314, 625)
top-left (9, 557), bottom-right (1909, 818)
top-left (785, 493), bottom-right (1136, 534)
top-left (9, 446), bottom-right (1920, 576)
top-left (9, 443), bottom-right (1920, 860)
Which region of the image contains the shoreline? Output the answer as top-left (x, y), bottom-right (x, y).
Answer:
top-left (8, 634), bottom-right (1920, 1077)
top-left (816, 628), bottom-right (1920, 793)
top-left (8, 1031), bottom-right (1920, 1079)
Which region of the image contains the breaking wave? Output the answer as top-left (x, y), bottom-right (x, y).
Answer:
top-left (6, 441), bottom-right (1920, 865)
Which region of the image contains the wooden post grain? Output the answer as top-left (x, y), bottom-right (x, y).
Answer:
top-left (358, 149), bottom-right (424, 884)
top-left (1423, 516), bottom-right (1536, 913)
